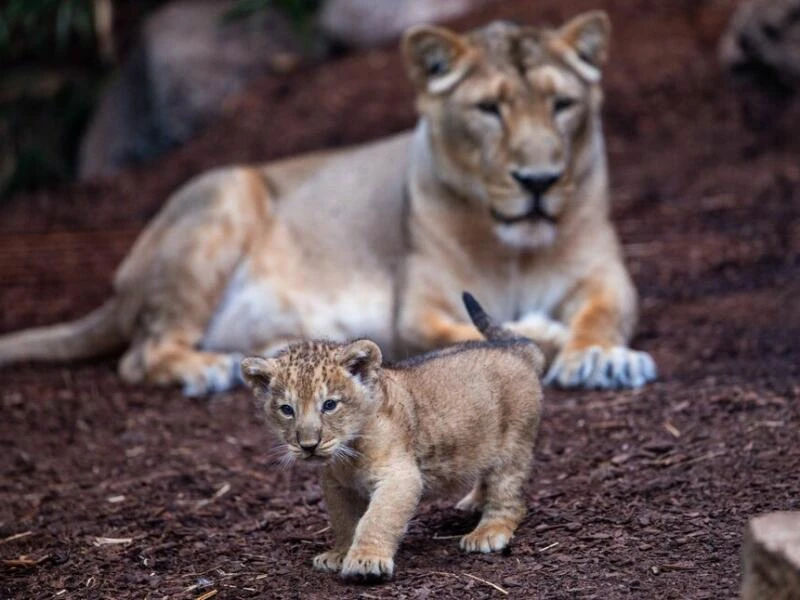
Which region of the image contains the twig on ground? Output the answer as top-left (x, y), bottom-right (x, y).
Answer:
top-left (0, 531), bottom-right (33, 545)
top-left (310, 525), bottom-right (330, 535)
top-left (462, 572), bottom-right (509, 595)
top-left (538, 541), bottom-right (560, 552)
top-left (3, 554), bottom-right (50, 567)
top-left (196, 482), bottom-right (231, 509)
top-left (196, 590), bottom-right (218, 600)
top-left (93, 536), bottom-right (133, 546)
top-left (663, 421), bottom-right (681, 438)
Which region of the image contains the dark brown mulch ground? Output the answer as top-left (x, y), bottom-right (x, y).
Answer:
top-left (2, 0), bottom-right (799, 598)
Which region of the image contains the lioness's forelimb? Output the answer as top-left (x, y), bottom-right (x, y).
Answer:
top-left (547, 277), bottom-right (656, 389)
top-left (120, 326), bottom-right (243, 397)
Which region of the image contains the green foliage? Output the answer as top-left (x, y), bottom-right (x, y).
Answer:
top-left (0, 0), bottom-right (98, 63)
top-left (225, 0), bottom-right (323, 35)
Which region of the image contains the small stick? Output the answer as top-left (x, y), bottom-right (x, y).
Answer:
top-left (538, 541), bottom-right (560, 552)
top-left (432, 533), bottom-right (462, 540)
top-left (3, 554), bottom-right (50, 567)
top-left (197, 482), bottom-right (231, 508)
top-left (663, 421), bottom-right (681, 438)
top-left (462, 572), bottom-right (509, 595)
top-left (196, 590), bottom-right (218, 600)
top-left (93, 537), bottom-right (133, 546)
top-left (310, 525), bottom-right (330, 535)
top-left (0, 531), bottom-right (33, 545)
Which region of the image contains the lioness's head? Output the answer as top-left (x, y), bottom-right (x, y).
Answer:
top-left (402, 11), bottom-right (610, 249)
top-left (240, 340), bottom-right (382, 464)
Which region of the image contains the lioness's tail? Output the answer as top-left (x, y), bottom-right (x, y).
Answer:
top-left (0, 299), bottom-right (125, 367)
top-left (462, 291), bottom-right (545, 377)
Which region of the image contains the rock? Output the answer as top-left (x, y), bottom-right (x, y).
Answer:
top-left (720, 0), bottom-right (800, 90)
top-left (742, 512), bottom-right (800, 600)
top-left (319, 0), bottom-right (495, 48)
top-left (79, 0), bottom-right (326, 179)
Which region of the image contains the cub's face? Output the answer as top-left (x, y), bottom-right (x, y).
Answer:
top-left (241, 340), bottom-right (382, 464)
top-left (403, 12), bottom-right (610, 249)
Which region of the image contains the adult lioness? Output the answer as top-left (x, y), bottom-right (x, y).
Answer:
top-left (0, 11), bottom-right (656, 394)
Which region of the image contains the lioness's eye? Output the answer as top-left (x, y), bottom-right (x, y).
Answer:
top-left (476, 101), bottom-right (502, 118)
top-left (554, 97), bottom-right (577, 114)
top-left (322, 399), bottom-right (338, 413)
top-left (278, 404), bottom-right (294, 417)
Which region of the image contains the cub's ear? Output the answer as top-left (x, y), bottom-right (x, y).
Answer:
top-left (338, 340), bottom-right (382, 384)
top-left (402, 25), bottom-right (474, 94)
top-left (240, 357), bottom-right (277, 396)
top-left (556, 10), bottom-right (611, 82)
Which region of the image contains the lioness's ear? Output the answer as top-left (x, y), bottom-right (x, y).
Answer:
top-left (402, 25), bottom-right (474, 94)
top-left (556, 11), bottom-right (611, 82)
top-left (338, 340), bottom-right (382, 384)
top-left (241, 357), bottom-right (277, 396)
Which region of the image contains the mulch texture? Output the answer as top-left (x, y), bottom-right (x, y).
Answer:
top-left (2, 0), bottom-right (799, 598)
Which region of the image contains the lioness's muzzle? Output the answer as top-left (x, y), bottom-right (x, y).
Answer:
top-left (491, 197), bottom-right (557, 225)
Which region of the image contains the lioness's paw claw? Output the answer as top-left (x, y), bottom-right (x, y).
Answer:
top-left (545, 346), bottom-right (656, 390)
top-left (340, 549), bottom-right (394, 580)
top-left (313, 550), bottom-right (346, 573)
top-left (181, 353), bottom-right (244, 397)
top-left (460, 524), bottom-right (513, 553)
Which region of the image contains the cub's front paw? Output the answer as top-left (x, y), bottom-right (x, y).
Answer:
top-left (340, 548), bottom-right (395, 580)
top-left (545, 345), bottom-right (656, 390)
top-left (313, 549), bottom-right (346, 573)
top-left (460, 523), bottom-right (513, 553)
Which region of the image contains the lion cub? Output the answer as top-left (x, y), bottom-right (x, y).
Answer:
top-left (241, 293), bottom-right (543, 580)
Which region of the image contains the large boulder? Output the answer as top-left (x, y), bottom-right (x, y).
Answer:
top-left (319, 0), bottom-right (495, 48)
top-left (742, 512), bottom-right (800, 600)
top-left (720, 0), bottom-right (800, 90)
top-left (79, 0), bottom-right (326, 179)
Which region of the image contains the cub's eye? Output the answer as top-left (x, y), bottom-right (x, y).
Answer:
top-left (322, 399), bottom-right (338, 413)
top-left (476, 101), bottom-right (502, 118)
top-left (554, 97), bottom-right (577, 114)
top-left (278, 404), bottom-right (294, 417)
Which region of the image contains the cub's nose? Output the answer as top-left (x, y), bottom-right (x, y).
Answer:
top-left (299, 440), bottom-right (319, 453)
top-left (297, 432), bottom-right (320, 453)
top-left (511, 171), bottom-right (561, 197)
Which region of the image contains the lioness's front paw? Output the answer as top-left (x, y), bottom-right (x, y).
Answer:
top-left (182, 353), bottom-right (244, 397)
top-left (460, 523), bottom-right (514, 553)
top-left (313, 549), bottom-right (346, 573)
top-left (545, 345), bottom-right (656, 389)
top-left (340, 548), bottom-right (395, 580)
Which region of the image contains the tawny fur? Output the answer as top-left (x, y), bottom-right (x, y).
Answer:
top-left (0, 11), bottom-right (655, 393)
top-left (240, 294), bottom-right (543, 580)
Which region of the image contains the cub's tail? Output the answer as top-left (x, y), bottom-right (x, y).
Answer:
top-left (462, 291), bottom-right (545, 377)
top-left (0, 299), bottom-right (125, 368)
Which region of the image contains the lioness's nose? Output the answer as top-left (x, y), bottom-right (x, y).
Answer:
top-left (511, 171), bottom-right (560, 197)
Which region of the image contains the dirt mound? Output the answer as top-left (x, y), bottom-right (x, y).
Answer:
top-left (2, 1), bottom-right (799, 598)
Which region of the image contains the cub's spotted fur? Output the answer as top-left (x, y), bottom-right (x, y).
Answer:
top-left (241, 294), bottom-right (543, 580)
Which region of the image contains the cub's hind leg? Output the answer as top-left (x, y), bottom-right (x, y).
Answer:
top-left (115, 167), bottom-right (277, 396)
top-left (455, 479), bottom-right (486, 513)
top-left (460, 452), bottom-right (532, 553)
